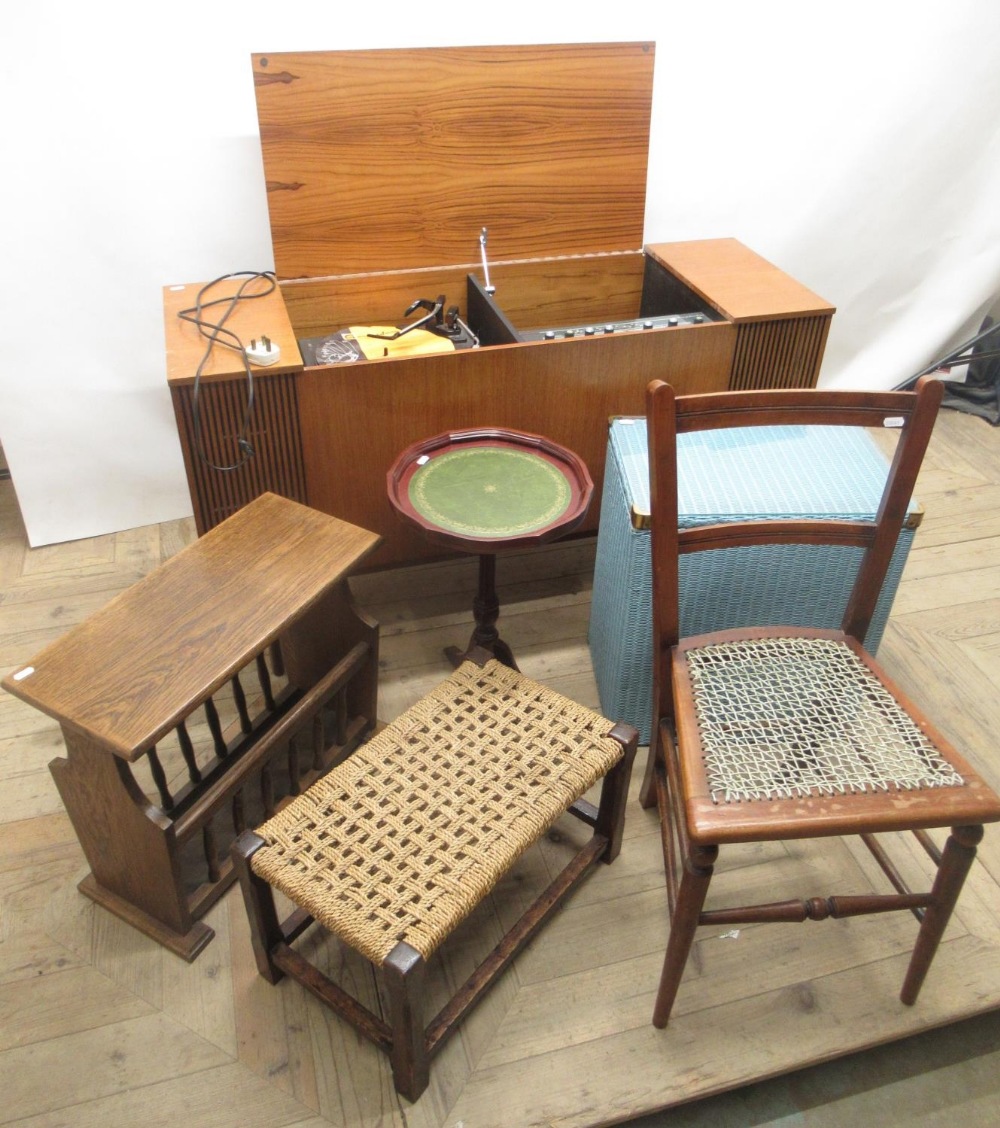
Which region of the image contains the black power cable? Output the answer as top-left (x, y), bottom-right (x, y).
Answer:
top-left (176, 271), bottom-right (277, 471)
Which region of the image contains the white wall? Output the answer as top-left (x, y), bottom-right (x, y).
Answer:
top-left (2, 1), bottom-right (998, 545)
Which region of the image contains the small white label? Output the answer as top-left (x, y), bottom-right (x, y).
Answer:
top-left (883, 416), bottom-right (905, 428)
top-left (416, 455), bottom-right (430, 465)
top-left (168, 284), bottom-right (186, 291)
top-left (12, 666), bottom-right (35, 681)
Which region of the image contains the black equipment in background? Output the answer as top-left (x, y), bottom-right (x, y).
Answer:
top-left (897, 315), bottom-right (1000, 424)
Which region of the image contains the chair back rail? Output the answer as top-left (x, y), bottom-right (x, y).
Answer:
top-left (647, 376), bottom-right (944, 718)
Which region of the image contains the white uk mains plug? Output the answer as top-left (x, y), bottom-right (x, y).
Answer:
top-left (244, 336), bottom-right (281, 365)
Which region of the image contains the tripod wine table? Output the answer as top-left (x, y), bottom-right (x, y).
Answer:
top-left (387, 428), bottom-right (593, 669)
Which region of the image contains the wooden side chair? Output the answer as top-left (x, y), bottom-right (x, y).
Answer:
top-left (233, 651), bottom-right (637, 1100)
top-left (639, 375), bottom-right (1000, 1027)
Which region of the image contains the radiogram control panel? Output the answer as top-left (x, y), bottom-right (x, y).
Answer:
top-left (519, 311), bottom-right (711, 342)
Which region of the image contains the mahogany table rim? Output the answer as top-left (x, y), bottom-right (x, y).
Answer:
top-left (385, 426), bottom-right (594, 554)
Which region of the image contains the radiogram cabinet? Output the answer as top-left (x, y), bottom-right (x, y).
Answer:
top-left (164, 43), bottom-right (835, 569)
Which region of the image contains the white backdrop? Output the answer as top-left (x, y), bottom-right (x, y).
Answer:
top-left (2, 1), bottom-right (998, 546)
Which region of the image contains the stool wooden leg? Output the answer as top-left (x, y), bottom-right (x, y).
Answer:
top-left (232, 830), bottom-right (285, 985)
top-left (900, 824), bottom-right (983, 1006)
top-left (638, 723), bottom-right (661, 810)
top-left (595, 722), bottom-right (639, 863)
top-left (383, 941), bottom-right (429, 1101)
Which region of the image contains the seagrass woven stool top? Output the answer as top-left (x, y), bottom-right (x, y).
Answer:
top-left (250, 658), bottom-right (624, 965)
top-left (685, 636), bottom-right (964, 804)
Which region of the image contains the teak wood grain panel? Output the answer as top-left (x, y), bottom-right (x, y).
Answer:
top-left (280, 251), bottom-right (648, 341)
top-left (644, 240), bottom-right (834, 390)
top-left (297, 323), bottom-right (736, 568)
top-left (252, 43), bottom-right (655, 278)
top-left (477, 252), bottom-right (647, 328)
top-left (646, 239), bottom-right (835, 322)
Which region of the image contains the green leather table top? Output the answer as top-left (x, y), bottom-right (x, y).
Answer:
top-left (408, 446), bottom-right (573, 539)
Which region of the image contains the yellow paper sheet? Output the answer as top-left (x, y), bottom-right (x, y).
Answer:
top-left (351, 327), bottom-right (457, 361)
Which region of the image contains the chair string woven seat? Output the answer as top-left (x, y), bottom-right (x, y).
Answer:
top-left (686, 635), bottom-right (964, 804)
top-left (233, 653), bottom-right (636, 1101)
top-left (249, 657), bottom-right (626, 965)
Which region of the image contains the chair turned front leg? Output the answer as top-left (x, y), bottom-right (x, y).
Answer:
top-left (652, 842), bottom-right (717, 1028)
top-left (383, 942), bottom-right (430, 1101)
top-left (900, 824), bottom-right (983, 1006)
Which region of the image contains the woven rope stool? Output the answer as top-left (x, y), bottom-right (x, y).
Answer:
top-left (233, 651), bottom-right (637, 1100)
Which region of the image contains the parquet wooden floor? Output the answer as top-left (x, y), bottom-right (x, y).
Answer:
top-left (2, 409), bottom-right (1000, 1127)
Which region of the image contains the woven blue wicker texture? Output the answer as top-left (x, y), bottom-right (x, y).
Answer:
top-left (588, 419), bottom-right (919, 743)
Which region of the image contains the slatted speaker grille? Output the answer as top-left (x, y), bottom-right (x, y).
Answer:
top-left (171, 375), bottom-right (307, 534)
top-left (730, 315), bottom-right (832, 391)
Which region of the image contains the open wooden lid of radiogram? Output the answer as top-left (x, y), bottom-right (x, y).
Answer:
top-left (250, 42), bottom-right (655, 281)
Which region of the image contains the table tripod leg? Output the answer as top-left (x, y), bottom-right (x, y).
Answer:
top-left (444, 553), bottom-right (519, 671)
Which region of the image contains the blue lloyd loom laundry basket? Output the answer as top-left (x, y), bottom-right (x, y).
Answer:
top-left (588, 417), bottom-right (922, 744)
